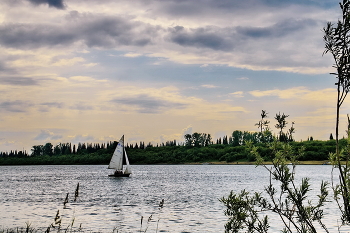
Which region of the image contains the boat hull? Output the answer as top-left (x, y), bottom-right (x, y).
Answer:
top-left (108, 173), bottom-right (131, 177)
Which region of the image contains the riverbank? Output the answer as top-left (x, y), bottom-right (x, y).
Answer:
top-left (189, 160), bottom-right (330, 165)
top-left (1, 139), bottom-right (342, 165)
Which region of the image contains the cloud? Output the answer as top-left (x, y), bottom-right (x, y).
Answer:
top-left (168, 19), bottom-right (314, 51)
top-left (0, 77), bottom-right (38, 86)
top-left (0, 23), bottom-right (76, 49)
top-left (201, 84), bottom-right (218, 88)
top-left (0, 100), bottom-right (32, 112)
top-left (27, 0), bottom-right (65, 9)
top-left (182, 125), bottom-right (193, 136)
top-left (249, 87), bottom-right (311, 99)
top-left (0, 2), bottom-right (333, 74)
top-left (124, 53), bottom-right (143, 58)
top-left (69, 76), bottom-right (97, 82)
top-left (34, 129), bottom-right (63, 141)
top-left (0, 13), bottom-right (158, 50)
top-left (230, 91), bottom-right (244, 98)
top-left (111, 94), bottom-right (187, 114)
top-left (247, 87), bottom-right (336, 110)
top-left (168, 26), bottom-right (234, 51)
top-left (236, 19), bottom-right (316, 39)
top-left (69, 102), bottom-right (94, 111)
top-left (39, 102), bottom-right (64, 112)
top-left (51, 57), bottom-right (85, 66)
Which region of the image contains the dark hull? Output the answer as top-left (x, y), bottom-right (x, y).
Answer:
top-left (108, 173), bottom-right (131, 177)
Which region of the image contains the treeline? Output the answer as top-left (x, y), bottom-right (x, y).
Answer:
top-left (0, 131), bottom-right (256, 158)
top-left (0, 135), bottom-right (342, 166)
top-left (0, 110), bottom-right (337, 165)
top-left (128, 139), bottom-right (340, 164)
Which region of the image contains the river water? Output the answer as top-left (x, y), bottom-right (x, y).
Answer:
top-left (0, 164), bottom-right (349, 232)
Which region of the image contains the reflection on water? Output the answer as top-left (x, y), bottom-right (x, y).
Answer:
top-left (0, 165), bottom-right (349, 232)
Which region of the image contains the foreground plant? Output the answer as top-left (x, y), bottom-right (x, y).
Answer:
top-left (140, 199), bottom-right (165, 233)
top-left (324, 0), bottom-right (350, 225)
top-left (329, 116), bottom-right (350, 225)
top-left (221, 140), bottom-right (329, 233)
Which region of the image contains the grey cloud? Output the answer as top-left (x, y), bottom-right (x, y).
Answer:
top-left (169, 26), bottom-right (234, 51)
top-left (69, 102), bottom-right (94, 111)
top-left (0, 13), bottom-right (157, 49)
top-left (111, 94), bottom-right (187, 114)
top-left (0, 23), bottom-right (76, 49)
top-left (41, 102), bottom-right (64, 108)
top-left (38, 102), bottom-right (64, 112)
top-left (77, 16), bottom-right (155, 48)
top-left (0, 100), bottom-right (32, 112)
top-left (0, 77), bottom-right (38, 86)
top-left (27, 0), bottom-right (65, 9)
top-left (236, 19), bottom-right (317, 38)
top-left (138, 0), bottom-right (332, 17)
top-left (169, 18), bottom-right (318, 51)
top-left (0, 9), bottom-right (317, 53)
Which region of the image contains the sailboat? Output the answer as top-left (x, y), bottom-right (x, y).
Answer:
top-left (108, 135), bottom-right (132, 177)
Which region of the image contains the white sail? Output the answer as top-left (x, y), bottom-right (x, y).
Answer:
top-left (108, 135), bottom-right (124, 170)
top-left (124, 151), bottom-right (132, 174)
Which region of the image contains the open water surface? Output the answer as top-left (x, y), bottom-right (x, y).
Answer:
top-left (0, 164), bottom-right (349, 232)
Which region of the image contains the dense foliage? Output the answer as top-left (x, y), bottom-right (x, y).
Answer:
top-left (0, 137), bottom-right (343, 166)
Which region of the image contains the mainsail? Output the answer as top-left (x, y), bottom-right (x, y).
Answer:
top-left (108, 135), bottom-right (124, 170)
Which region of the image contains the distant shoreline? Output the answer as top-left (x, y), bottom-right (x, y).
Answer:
top-left (0, 160), bottom-right (331, 166)
top-left (186, 161), bottom-right (330, 165)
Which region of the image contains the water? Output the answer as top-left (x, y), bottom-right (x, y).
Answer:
top-left (0, 165), bottom-right (348, 232)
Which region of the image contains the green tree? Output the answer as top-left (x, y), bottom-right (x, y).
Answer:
top-left (199, 133), bottom-right (207, 147)
top-left (223, 135), bottom-right (228, 145)
top-left (43, 143), bottom-right (53, 156)
top-left (255, 110), bottom-right (270, 133)
top-left (275, 112), bottom-right (289, 142)
top-left (324, 0), bottom-right (350, 224)
top-left (287, 121), bottom-right (296, 141)
top-left (205, 133), bottom-right (212, 146)
top-left (184, 134), bottom-right (193, 147)
top-left (31, 145), bottom-right (43, 156)
top-left (192, 132), bottom-right (201, 147)
top-left (231, 130), bottom-right (243, 146)
top-left (221, 141), bottom-right (329, 233)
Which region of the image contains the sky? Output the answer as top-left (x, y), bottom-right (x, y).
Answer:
top-left (0, 0), bottom-right (347, 152)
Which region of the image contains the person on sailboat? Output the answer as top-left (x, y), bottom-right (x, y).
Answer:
top-left (114, 170), bottom-right (122, 175)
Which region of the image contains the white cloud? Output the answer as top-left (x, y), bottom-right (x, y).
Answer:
top-left (201, 84), bottom-right (218, 88)
top-left (230, 91), bottom-right (244, 98)
top-left (249, 87), bottom-right (335, 101)
top-left (124, 53), bottom-right (143, 58)
top-left (52, 57), bottom-right (85, 66)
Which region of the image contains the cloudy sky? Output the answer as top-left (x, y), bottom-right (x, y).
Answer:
top-left (0, 0), bottom-right (346, 152)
